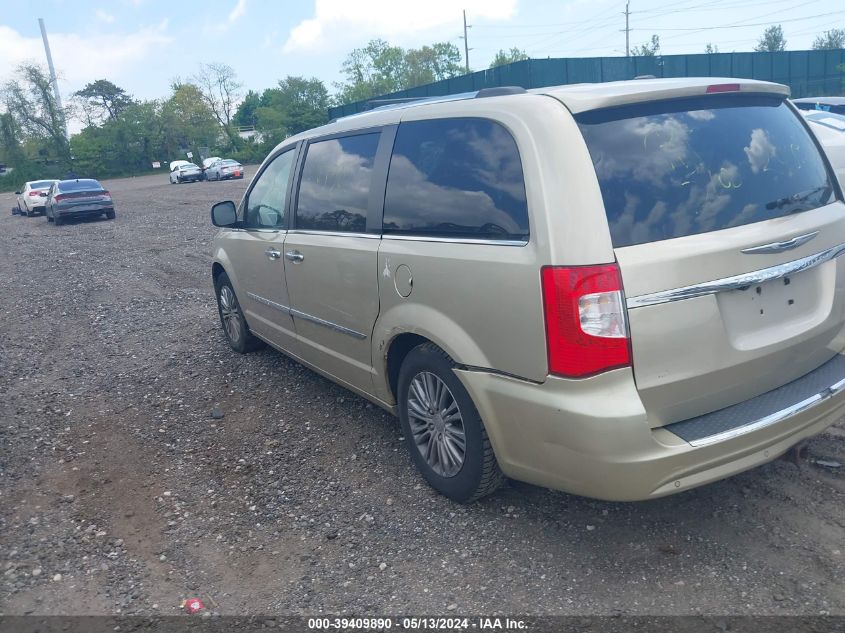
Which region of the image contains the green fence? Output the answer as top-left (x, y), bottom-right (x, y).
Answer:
top-left (328, 48), bottom-right (845, 119)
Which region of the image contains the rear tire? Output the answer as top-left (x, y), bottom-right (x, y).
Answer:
top-left (54, 214), bottom-right (63, 226)
top-left (105, 210), bottom-right (116, 220)
top-left (214, 272), bottom-right (265, 354)
top-left (397, 342), bottom-right (504, 503)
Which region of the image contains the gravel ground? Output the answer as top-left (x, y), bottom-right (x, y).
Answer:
top-left (1, 169), bottom-right (844, 618)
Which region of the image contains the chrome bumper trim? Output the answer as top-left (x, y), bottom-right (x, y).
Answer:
top-left (687, 375), bottom-right (845, 447)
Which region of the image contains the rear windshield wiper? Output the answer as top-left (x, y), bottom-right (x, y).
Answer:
top-left (765, 185), bottom-right (832, 213)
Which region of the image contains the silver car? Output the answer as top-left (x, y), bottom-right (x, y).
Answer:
top-left (14, 180), bottom-right (58, 217)
top-left (205, 159), bottom-right (244, 181)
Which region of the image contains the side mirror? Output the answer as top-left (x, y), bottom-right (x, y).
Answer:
top-left (211, 200), bottom-right (238, 227)
top-left (14, 191), bottom-right (21, 195)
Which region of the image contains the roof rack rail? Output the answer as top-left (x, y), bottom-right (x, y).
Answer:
top-left (363, 97), bottom-right (428, 111)
top-left (475, 86), bottom-right (527, 98)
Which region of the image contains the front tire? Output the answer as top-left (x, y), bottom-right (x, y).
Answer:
top-left (214, 272), bottom-right (264, 353)
top-left (397, 343), bottom-right (504, 503)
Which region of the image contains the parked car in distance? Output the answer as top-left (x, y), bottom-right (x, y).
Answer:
top-left (210, 78), bottom-right (845, 504)
top-left (793, 96), bottom-right (845, 115)
top-left (201, 156), bottom-right (222, 181)
top-left (170, 163), bottom-right (203, 184)
top-left (14, 180), bottom-right (58, 217)
top-left (205, 159), bottom-right (244, 181)
top-left (802, 109), bottom-right (845, 188)
top-left (45, 179), bottom-right (115, 225)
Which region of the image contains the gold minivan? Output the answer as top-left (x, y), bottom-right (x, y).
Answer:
top-left (210, 78), bottom-right (845, 503)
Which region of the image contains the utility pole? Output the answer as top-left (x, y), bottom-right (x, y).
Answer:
top-left (623, 1), bottom-right (631, 57)
top-left (461, 10), bottom-right (472, 73)
top-left (38, 18), bottom-right (66, 136)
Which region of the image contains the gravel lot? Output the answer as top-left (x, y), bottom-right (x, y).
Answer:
top-left (1, 169), bottom-right (844, 618)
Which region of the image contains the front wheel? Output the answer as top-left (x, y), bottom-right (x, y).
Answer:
top-left (397, 343), bottom-right (504, 503)
top-left (214, 272), bottom-right (264, 353)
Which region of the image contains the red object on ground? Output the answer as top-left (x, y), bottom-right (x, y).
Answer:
top-left (184, 598), bottom-right (204, 614)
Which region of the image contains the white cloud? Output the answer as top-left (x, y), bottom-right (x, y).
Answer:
top-left (95, 10), bottom-right (116, 23)
top-left (0, 22), bottom-right (172, 89)
top-left (229, 0), bottom-right (247, 23)
top-left (283, 0), bottom-right (516, 52)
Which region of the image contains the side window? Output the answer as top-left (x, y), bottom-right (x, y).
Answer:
top-left (383, 118), bottom-right (529, 241)
top-left (243, 149), bottom-right (295, 230)
top-left (295, 133), bottom-right (380, 233)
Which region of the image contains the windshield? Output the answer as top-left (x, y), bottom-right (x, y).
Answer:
top-left (58, 179), bottom-right (102, 192)
top-left (576, 95), bottom-right (836, 248)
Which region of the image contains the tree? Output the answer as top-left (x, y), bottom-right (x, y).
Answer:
top-left (233, 90), bottom-right (261, 128)
top-left (1, 63), bottom-right (71, 165)
top-left (265, 76), bottom-right (329, 135)
top-left (490, 47), bottom-right (530, 68)
top-left (74, 79), bottom-right (133, 123)
top-left (403, 43), bottom-right (463, 85)
top-left (812, 29), bottom-right (845, 50)
top-left (704, 43), bottom-right (719, 54)
top-left (632, 35), bottom-right (660, 57)
top-left (191, 63), bottom-right (242, 149)
top-left (161, 83), bottom-right (220, 159)
top-left (335, 39), bottom-right (465, 104)
top-left (754, 25), bottom-right (786, 52)
top-left (337, 39), bottom-right (407, 103)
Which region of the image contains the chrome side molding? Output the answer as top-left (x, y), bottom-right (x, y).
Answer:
top-left (246, 292), bottom-right (367, 340)
top-left (627, 241), bottom-right (845, 309)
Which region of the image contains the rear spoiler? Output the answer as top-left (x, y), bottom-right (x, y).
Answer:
top-left (543, 78), bottom-right (790, 114)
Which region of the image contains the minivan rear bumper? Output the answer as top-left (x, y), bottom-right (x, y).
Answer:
top-left (456, 362), bottom-right (845, 501)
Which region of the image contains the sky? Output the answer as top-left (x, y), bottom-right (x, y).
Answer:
top-left (1, 0), bottom-right (843, 113)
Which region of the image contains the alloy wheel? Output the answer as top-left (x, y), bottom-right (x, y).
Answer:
top-left (407, 371), bottom-right (466, 477)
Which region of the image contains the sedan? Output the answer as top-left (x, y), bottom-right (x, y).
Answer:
top-left (14, 180), bottom-right (58, 217)
top-left (45, 179), bottom-right (115, 226)
top-left (205, 159), bottom-right (244, 181)
top-left (170, 163), bottom-right (203, 184)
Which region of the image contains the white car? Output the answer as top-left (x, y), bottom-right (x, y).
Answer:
top-left (801, 109), bottom-right (845, 189)
top-left (169, 162), bottom-right (203, 184)
top-left (14, 179), bottom-right (58, 217)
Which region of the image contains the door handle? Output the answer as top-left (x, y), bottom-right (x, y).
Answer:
top-left (264, 248), bottom-right (281, 260)
top-left (285, 250), bottom-right (305, 263)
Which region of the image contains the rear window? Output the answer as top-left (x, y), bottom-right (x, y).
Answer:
top-left (577, 95), bottom-right (836, 248)
top-left (31, 180), bottom-right (54, 189)
top-left (58, 179), bottom-right (102, 192)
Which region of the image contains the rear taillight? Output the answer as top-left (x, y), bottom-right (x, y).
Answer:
top-left (54, 194), bottom-right (66, 201)
top-left (28, 191), bottom-right (40, 196)
top-left (541, 264), bottom-right (631, 378)
top-left (101, 190), bottom-right (111, 199)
